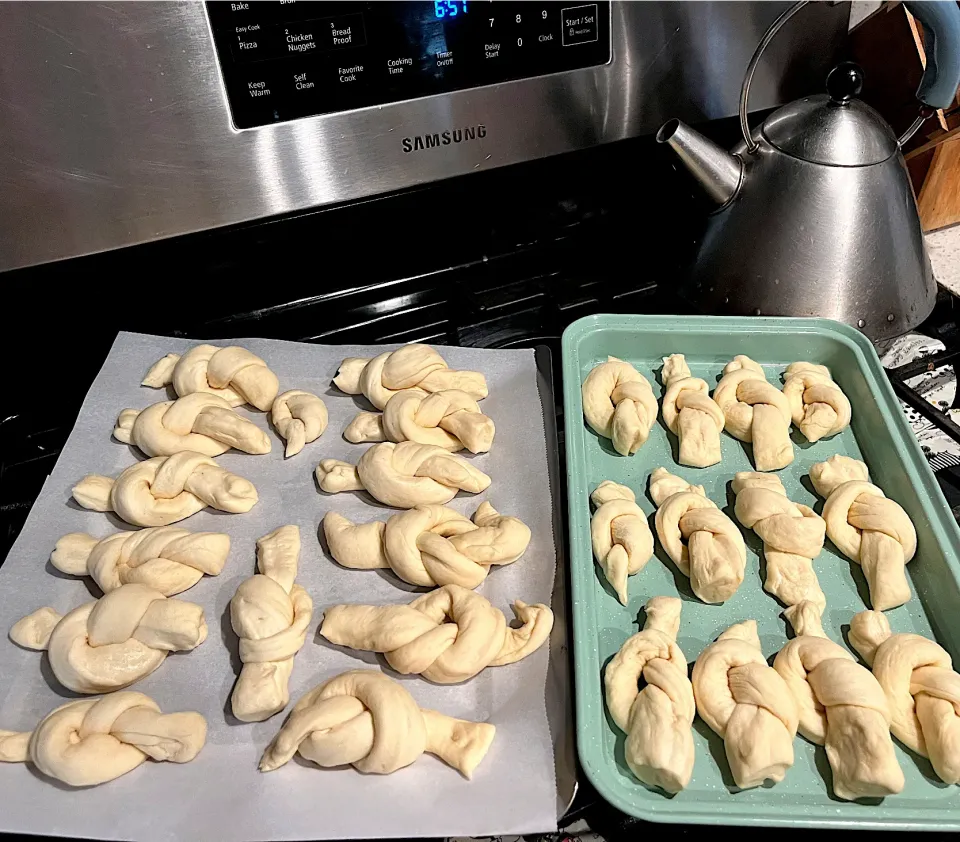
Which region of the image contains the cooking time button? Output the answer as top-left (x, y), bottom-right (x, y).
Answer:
top-left (386, 56), bottom-right (414, 77)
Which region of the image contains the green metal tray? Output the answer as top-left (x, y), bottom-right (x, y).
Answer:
top-left (561, 314), bottom-right (960, 830)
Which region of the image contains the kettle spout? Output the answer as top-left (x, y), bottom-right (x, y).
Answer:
top-left (657, 119), bottom-right (742, 206)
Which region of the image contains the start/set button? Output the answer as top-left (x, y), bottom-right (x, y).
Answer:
top-left (561, 3), bottom-right (599, 46)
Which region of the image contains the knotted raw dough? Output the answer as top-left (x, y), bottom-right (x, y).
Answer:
top-left (810, 455), bottom-right (917, 611)
top-left (604, 596), bottom-right (694, 792)
top-left (732, 471), bottom-right (826, 610)
top-left (72, 451), bottom-right (258, 527)
top-left (316, 441), bottom-right (490, 508)
top-left (344, 388), bottom-right (495, 453)
top-left (230, 526), bottom-right (313, 722)
top-left (850, 610), bottom-right (960, 784)
top-left (649, 467), bottom-right (746, 604)
top-left (692, 620), bottom-right (798, 789)
top-left (143, 343), bottom-right (279, 411)
top-left (320, 583), bottom-right (553, 684)
top-left (50, 526), bottom-right (230, 596)
top-left (324, 501), bottom-right (530, 589)
top-left (114, 393), bottom-right (271, 457)
top-left (10, 583), bottom-right (207, 694)
top-left (713, 355), bottom-right (793, 471)
top-left (782, 362), bottom-right (852, 442)
top-left (773, 600), bottom-right (904, 800)
top-left (661, 354), bottom-right (725, 468)
top-left (581, 357), bottom-right (658, 456)
top-left (0, 692), bottom-right (206, 787)
top-left (271, 389), bottom-right (328, 457)
top-left (589, 480), bottom-right (653, 605)
top-left (260, 670), bottom-right (495, 777)
top-left (334, 344), bottom-right (488, 410)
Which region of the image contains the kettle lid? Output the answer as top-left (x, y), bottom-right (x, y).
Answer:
top-left (761, 63), bottom-right (898, 166)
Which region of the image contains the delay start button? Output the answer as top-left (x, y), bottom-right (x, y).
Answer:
top-left (561, 3), bottom-right (599, 46)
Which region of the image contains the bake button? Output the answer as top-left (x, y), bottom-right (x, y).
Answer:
top-left (324, 14), bottom-right (367, 50)
top-left (561, 3), bottom-right (599, 46)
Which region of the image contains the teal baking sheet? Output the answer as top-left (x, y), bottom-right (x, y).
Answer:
top-left (561, 314), bottom-right (960, 830)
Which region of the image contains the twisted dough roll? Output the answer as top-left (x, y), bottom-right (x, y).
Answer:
top-left (773, 600), bottom-right (904, 800)
top-left (661, 354), bottom-right (725, 468)
top-left (320, 584), bottom-right (553, 684)
top-left (271, 390), bottom-right (328, 457)
top-left (850, 610), bottom-right (960, 784)
top-left (649, 468), bottom-right (745, 604)
top-left (10, 583), bottom-right (207, 694)
top-left (581, 357), bottom-right (658, 456)
top-left (713, 355), bottom-right (793, 471)
top-left (316, 441), bottom-right (490, 508)
top-left (51, 526), bottom-right (230, 596)
top-left (260, 670), bottom-right (495, 777)
top-left (114, 393), bottom-right (271, 458)
top-left (732, 472), bottom-right (826, 610)
top-left (782, 362), bottom-right (851, 442)
top-left (334, 344), bottom-right (488, 411)
top-left (0, 692), bottom-right (206, 787)
top-left (589, 481), bottom-right (653, 605)
top-left (324, 501), bottom-right (530, 589)
top-left (692, 620), bottom-right (798, 789)
top-left (231, 526), bottom-right (313, 722)
top-left (72, 451), bottom-right (258, 527)
top-left (143, 343), bottom-right (279, 411)
top-left (604, 596), bottom-right (694, 793)
top-left (810, 455), bottom-right (917, 611)
top-left (344, 388), bottom-right (495, 454)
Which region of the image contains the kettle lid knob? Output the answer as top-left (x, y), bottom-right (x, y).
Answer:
top-left (826, 62), bottom-right (864, 104)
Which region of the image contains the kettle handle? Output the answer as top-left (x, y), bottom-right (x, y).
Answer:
top-left (739, 0), bottom-right (960, 155)
top-left (905, 0), bottom-right (960, 111)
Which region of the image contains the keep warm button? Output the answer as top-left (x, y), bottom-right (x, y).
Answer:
top-left (561, 4), bottom-right (599, 46)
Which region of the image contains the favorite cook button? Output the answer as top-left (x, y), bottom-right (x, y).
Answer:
top-left (335, 62), bottom-right (367, 85)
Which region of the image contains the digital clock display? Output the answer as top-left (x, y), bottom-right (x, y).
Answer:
top-left (434, 1), bottom-right (468, 18)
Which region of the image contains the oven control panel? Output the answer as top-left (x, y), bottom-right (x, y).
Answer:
top-left (207, 1), bottom-right (611, 129)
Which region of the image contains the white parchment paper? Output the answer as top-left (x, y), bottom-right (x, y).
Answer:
top-left (0, 331), bottom-right (559, 841)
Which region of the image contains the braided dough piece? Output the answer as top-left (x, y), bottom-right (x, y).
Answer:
top-left (810, 455), bottom-right (917, 611)
top-left (604, 596), bottom-right (694, 793)
top-left (713, 355), bottom-right (793, 471)
top-left (782, 362), bottom-right (852, 442)
top-left (334, 344), bottom-right (488, 411)
top-left (231, 526), bottom-right (313, 722)
top-left (732, 471), bottom-right (826, 610)
top-left (589, 481), bottom-right (653, 605)
top-left (72, 451), bottom-right (258, 527)
top-left (850, 610), bottom-right (960, 784)
top-left (661, 354), bottom-right (725, 468)
top-left (344, 388), bottom-right (495, 454)
top-left (324, 501), bottom-right (529, 589)
top-left (10, 584), bottom-right (207, 694)
top-left (50, 526), bottom-right (230, 596)
top-left (773, 600), bottom-right (904, 800)
top-left (692, 620), bottom-right (798, 789)
top-left (649, 468), bottom-right (746, 604)
top-left (321, 584), bottom-right (553, 684)
top-left (260, 669), bottom-right (495, 777)
top-left (114, 393), bottom-right (271, 458)
top-left (0, 692), bottom-right (206, 787)
top-left (581, 357), bottom-right (658, 456)
top-left (143, 344), bottom-right (279, 411)
top-left (316, 441), bottom-right (490, 508)
top-left (271, 390), bottom-right (328, 457)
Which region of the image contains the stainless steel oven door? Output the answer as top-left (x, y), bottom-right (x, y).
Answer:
top-left (0, 1), bottom-right (848, 271)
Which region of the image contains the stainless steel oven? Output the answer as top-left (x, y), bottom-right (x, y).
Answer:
top-left (0, 1), bottom-right (848, 272)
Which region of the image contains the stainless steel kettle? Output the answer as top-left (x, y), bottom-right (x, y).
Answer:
top-left (658, 0), bottom-right (960, 341)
